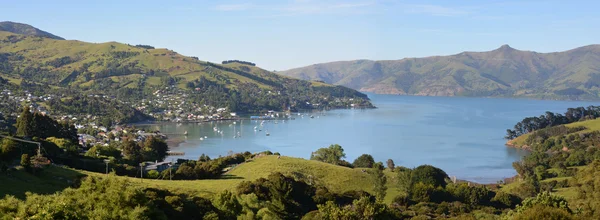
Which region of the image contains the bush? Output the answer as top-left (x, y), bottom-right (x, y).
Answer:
top-left (411, 165), bottom-right (449, 188)
top-left (512, 204), bottom-right (573, 220)
top-left (352, 154), bottom-right (375, 168)
top-left (491, 191), bottom-right (521, 209)
top-left (147, 170), bottom-right (159, 179)
top-left (446, 183), bottom-right (494, 207)
top-left (410, 182), bottom-right (446, 203)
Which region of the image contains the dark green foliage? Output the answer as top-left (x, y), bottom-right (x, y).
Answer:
top-left (222, 60), bottom-right (256, 66)
top-left (387, 159), bottom-right (395, 170)
top-left (235, 172), bottom-right (318, 219)
top-left (20, 153), bottom-right (30, 169)
top-left (512, 205), bottom-right (573, 220)
top-left (141, 136), bottom-right (168, 162)
top-left (352, 154), bottom-right (375, 168)
top-left (410, 165), bottom-right (449, 188)
top-left (314, 197), bottom-right (392, 220)
top-left (371, 165), bottom-right (387, 202)
top-left (491, 191), bottom-right (522, 209)
top-left (409, 183), bottom-right (447, 203)
top-left (0, 176), bottom-right (220, 219)
top-left (45, 56), bottom-right (74, 68)
top-left (15, 106), bottom-right (78, 142)
top-left (446, 183), bottom-right (494, 206)
top-left (134, 44), bottom-right (155, 49)
top-left (15, 106), bottom-right (33, 137)
top-left (310, 144), bottom-right (346, 165)
top-left (506, 107), bottom-right (600, 139)
top-left (174, 154), bottom-right (245, 180)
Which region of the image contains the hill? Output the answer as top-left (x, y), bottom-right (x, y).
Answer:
top-left (0, 21), bottom-right (64, 40)
top-left (2, 155), bottom-right (403, 203)
top-left (281, 44), bottom-right (600, 100)
top-left (508, 117), bottom-right (600, 148)
top-left (0, 24), bottom-right (372, 123)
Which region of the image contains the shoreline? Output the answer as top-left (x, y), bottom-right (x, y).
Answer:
top-left (505, 139), bottom-right (531, 150)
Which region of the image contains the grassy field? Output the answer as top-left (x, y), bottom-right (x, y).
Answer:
top-left (0, 165), bottom-right (86, 199)
top-left (3, 156), bottom-right (403, 204)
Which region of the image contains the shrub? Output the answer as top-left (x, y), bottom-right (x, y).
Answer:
top-left (147, 170), bottom-right (159, 179)
top-left (491, 191), bottom-right (521, 209)
top-left (352, 154), bottom-right (375, 168)
top-left (411, 165), bottom-right (449, 188)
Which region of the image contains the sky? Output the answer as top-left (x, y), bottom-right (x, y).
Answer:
top-left (2, 0), bottom-right (599, 70)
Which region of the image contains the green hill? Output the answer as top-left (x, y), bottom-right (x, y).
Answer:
top-left (2, 156), bottom-right (403, 203)
top-left (0, 23), bottom-right (372, 120)
top-left (509, 118), bottom-right (600, 148)
top-left (281, 44), bottom-right (600, 100)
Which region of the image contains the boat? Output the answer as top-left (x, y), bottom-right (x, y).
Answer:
top-left (265, 131), bottom-right (270, 136)
top-left (310, 115), bottom-right (314, 118)
top-left (184, 131), bottom-right (188, 135)
top-left (199, 137), bottom-right (204, 141)
top-left (204, 136), bottom-right (208, 139)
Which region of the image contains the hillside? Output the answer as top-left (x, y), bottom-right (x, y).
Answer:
top-left (508, 117), bottom-right (600, 148)
top-left (0, 24), bottom-right (372, 122)
top-left (0, 21), bottom-right (64, 40)
top-left (281, 44), bottom-right (600, 100)
top-left (2, 156), bottom-right (402, 204)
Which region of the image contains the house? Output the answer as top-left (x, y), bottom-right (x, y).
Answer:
top-left (143, 161), bottom-right (174, 172)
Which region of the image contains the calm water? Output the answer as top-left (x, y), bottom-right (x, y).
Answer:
top-left (141, 94), bottom-right (597, 183)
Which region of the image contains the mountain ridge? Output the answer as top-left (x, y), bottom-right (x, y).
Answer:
top-left (281, 44), bottom-right (600, 100)
top-left (0, 21), bottom-right (64, 40)
top-left (0, 24), bottom-right (372, 120)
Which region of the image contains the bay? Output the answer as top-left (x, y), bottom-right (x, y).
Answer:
top-left (140, 94), bottom-right (597, 183)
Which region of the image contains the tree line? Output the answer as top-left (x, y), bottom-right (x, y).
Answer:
top-left (505, 106), bottom-right (600, 139)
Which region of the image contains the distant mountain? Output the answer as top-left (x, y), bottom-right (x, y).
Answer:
top-left (281, 45), bottom-right (600, 100)
top-left (0, 24), bottom-right (372, 116)
top-left (0, 21), bottom-right (64, 40)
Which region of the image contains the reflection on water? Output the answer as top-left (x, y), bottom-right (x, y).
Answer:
top-left (139, 94), bottom-right (595, 183)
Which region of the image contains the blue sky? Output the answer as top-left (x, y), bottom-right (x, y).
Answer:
top-left (2, 0), bottom-right (599, 70)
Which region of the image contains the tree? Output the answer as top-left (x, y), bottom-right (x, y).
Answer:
top-left (122, 139), bottom-right (142, 163)
top-left (142, 136), bottom-right (169, 162)
top-left (0, 138), bottom-right (19, 161)
top-left (352, 154), bottom-right (375, 168)
top-left (371, 164), bottom-right (387, 202)
top-left (16, 106), bottom-right (33, 137)
top-left (310, 144), bottom-right (346, 165)
top-left (20, 154), bottom-right (30, 170)
top-left (386, 159), bottom-right (395, 170)
top-left (410, 165), bottom-right (449, 188)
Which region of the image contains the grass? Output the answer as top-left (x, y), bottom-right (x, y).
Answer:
top-left (0, 165), bottom-right (86, 199)
top-left (4, 156), bottom-right (404, 204)
top-left (0, 31), bottom-right (316, 93)
top-left (123, 156), bottom-right (404, 204)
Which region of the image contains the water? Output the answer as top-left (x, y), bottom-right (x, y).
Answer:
top-left (140, 94), bottom-right (597, 183)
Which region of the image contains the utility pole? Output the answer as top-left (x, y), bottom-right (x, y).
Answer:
top-left (139, 163), bottom-right (143, 182)
top-left (103, 159), bottom-right (110, 174)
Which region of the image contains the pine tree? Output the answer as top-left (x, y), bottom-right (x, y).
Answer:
top-left (16, 106), bottom-right (33, 137)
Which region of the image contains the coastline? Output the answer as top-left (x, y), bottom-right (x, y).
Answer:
top-left (505, 139), bottom-right (531, 150)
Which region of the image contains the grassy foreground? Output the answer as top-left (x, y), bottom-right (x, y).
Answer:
top-left (2, 155), bottom-right (403, 204)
